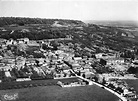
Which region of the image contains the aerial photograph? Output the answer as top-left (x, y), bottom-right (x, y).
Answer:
top-left (0, 0), bottom-right (138, 101)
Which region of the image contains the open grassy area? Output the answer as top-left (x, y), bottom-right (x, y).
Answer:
top-left (0, 84), bottom-right (119, 101)
top-left (125, 79), bottom-right (138, 95)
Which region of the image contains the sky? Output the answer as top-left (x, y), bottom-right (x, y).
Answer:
top-left (0, 0), bottom-right (138, 21)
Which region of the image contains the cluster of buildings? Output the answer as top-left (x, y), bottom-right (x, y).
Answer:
top-left (57, 78), bottom-right (89, 87)
top-left (0, 38), bottom-right (138, 100)
top-left (104, 79), bottom-right (137, 100)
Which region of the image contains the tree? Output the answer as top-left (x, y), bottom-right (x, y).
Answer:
top-left (42, 44), bottom-right (49, 50)
top-left (100, 59), bottom-right (107, 66)
top-left (82, 73), bottom-right (85, 78)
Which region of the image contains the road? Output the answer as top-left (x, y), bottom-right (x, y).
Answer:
top-left (70, 69), bottom-right (128, 101)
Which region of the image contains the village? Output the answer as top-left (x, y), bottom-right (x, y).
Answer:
top-left (0, 38), bottom-right (138, 101)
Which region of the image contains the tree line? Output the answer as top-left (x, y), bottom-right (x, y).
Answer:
top-left (0, 17), bottom-right (83, 27)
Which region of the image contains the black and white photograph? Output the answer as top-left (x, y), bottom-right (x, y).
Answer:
top-left (0, 0), bottom-right (138, 101)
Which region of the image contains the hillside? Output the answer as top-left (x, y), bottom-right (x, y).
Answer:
top-left (0, 17), bottom-right (138, 53)
top-left (0, 17), bottom-right (84, 27)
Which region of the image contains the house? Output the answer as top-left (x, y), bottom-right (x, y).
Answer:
top-left (27, 41), bottom-right (39, 46)
top-left (5, 71), bottom-right (11, 77)
top-left (6, 39), bottom-right (14, 45)
top-left (55, 73), bottom-right (65, 78)
top-left (33, 67), bottom-right (40, 74)
top-left (73, 57), bottom-right (82, 61)
top-left (17, 38), bottom-right (29, 44)
top-left (95, 53), bottom-right (103, 59)
top-left (55, 50), bottom-right (64, 54)
top-left (16, 78), bottom-right (31, 82)
top-left (72, 63), bottom-right (81, 69)
top-left (106, 58), bottom-right (124, 65)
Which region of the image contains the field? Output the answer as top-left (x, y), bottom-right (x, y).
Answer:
top-left (0, 84), bottom-right (119, 101)
top-left (125, 79), bottom-right (138, 95)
